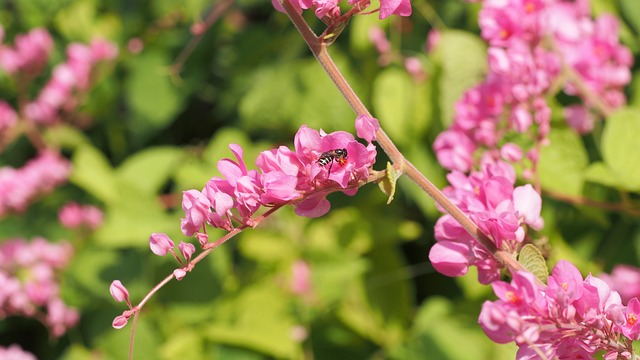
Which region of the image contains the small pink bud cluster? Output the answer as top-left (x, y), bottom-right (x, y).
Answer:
top-left (0, 27), bottom-right (53, 77)
top-left (0, 151), bottom-right (72, 216)
top-left (369, 27), bottom-right (427, 82)
top-left (434, 0), bottom-right (632, 173)
top-left (429, 157), bottom-right (543, 284)
top-left (24, 38), bottom-right (118, 125)
top-left (180, 120), bottom-right (378, 237)
top-left (273, 0), bottom-right (409, 21)
top-left (58, 202), bottom-right (104, 230)
top-left (0, 237), bottom-right (78, 337)
top-left (148, 233), bottom-right (196, 280)
top-left (0, 101), bottom-right (18, 132)
top-left (479, 260), bottom-right (638, 359)
top-left (0, 345), bottom-right (37, 360)
top-left (110, 280), bottom-right (134, 329)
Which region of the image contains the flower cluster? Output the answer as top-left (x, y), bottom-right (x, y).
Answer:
top-left (428, 156), bottom-right (543, 284)
top-left (272, 0), bottom-right (410, 21)
top-left (180, 120), bottom-right (378, 237)
top-left (24, 38), bottom-right (118, 125)
top-left (0, 151), bottom-right (72, 217)
top-left (479, 260), bottom-right (638, 358)
top-left (58, 202), bottom-right (104, 230)
top-left (0, 237), bottom-right (78, 337)
top-left (0, 25), bottom-right (118, 131)
top-left (434, 0), bottom-right (632, 173)
top-left (111, 118), bottom-right (379, 329)
top-left (0, 27), bottom-right (53, 77)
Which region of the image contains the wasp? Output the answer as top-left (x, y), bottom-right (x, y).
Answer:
top-left (317, 148), bottom-right (348, 176)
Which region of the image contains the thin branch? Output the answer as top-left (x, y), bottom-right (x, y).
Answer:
top-left (279, 0), bottom-right (527, 277)
top-left (171, 0), bottom-right (235, 77)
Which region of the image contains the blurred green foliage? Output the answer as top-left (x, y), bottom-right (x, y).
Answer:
top-left (1, 0), bottom-right (640, 358)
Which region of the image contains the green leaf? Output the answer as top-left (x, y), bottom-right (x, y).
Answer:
top-left (518, 244), bottom-right (549, 284)
top-left (377, 162), bottom-right (401, 204)
top-left (619, 0), bottom-right (640, 33)
top-left (116, 146), bottom-right (186, 195)
top-left (538, 128), bottom-right (588, 196)
top-left (584, 162), bottom-right (621, 188)
top-left (372, 67), bottom-right (431, 145)
top-left (204, 283), bottom-right (301, 359)
top-left (126, 50), bottom-right (183, 135)
top-left (238, 232), bottom-right (297, 263)
top-left (601, 108), bottom-right (640, 192)
top-left (70, 144), bottom-right (119, 203)
top-left (435, 30), bottom-right (487, 127)
top-left (390, 297), bottom-right (517, 360)
top-left (93, 188), bottom-right (179, 248)
top-left (337, 245), bottom-right (411, 348)
top-left (43, 125), bottom-right (91, 150)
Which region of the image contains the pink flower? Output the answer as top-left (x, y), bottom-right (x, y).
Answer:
top-left (149, 233), bottom-right (175, 256)
top-left (600, 265), bottom-right (640, 305)
top-left (512, 184), bottom-right (543, 230)
top-left (500, 143), bottom-right (522, 162)
top-left (622, 298), bottom-right (640, 340)
top-left (180, 190), bottom-right (211, 236)
top-left (0, 101), bottom-right (17, 131)
top-left (564, 104), bottom-right (595, 134)
top-left (0, 345), bottom-right (37, 360)
top-left (58, 202), bottom-right (103, 230)
top-left (355, 115), bottom-right (380, 144)
top-left (379, 0), bottom-right (412, 19)
top-left (433, 130), bottom-right (475, 172)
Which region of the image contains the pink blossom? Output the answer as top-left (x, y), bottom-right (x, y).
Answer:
top-left (0, 151), bottom-right (71, 216)
top-left (500, 143), bottom-right (522, 162)
top-left (426, 29), bottom-right (441, 53)
top-left (180, 190), bottom-right (211, 236)
top-left (600, 265), bottom-right (640, 305)
top-left (58, 202), bottom-right (103, 230)
top-left (149, 233), bottom-right (175, 256)
top-left (433, 130), bottom-right (475, 172)
top-left (355, 114), bottom-right (380, 144)
top-left (564, 104), bottom-right (595, 134)
top-left (512, 184), bottom-right (543, 230)
top-left (0, 345), bottom-right (37, 360)
top-left (0, 27), bottom-right (53, 76)
top-left (379, 0), bottom-right (412, 19)
top-left (0, 101), bottom-right (17, 131)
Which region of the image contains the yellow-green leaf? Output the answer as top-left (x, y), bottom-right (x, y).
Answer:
top-left (518, 244), bottom-right (549, 284)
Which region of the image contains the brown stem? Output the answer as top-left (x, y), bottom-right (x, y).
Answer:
top-left (543, 188), bottom-right (640, 217)
top-left (279, 0), bottom-right (526, 276)
top-left (171, 0), bottom-right (235, 77)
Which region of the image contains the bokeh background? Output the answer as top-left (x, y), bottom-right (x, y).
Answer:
top-left (1, 0), bottom-right (639, 358)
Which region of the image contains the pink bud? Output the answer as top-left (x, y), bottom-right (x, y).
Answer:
top-left (109, 280), bottom-right (129, 303)
top-left (178, 242), bottom-right (196, 262)
top-left (196, 233), bottom-right (209, 247)
top-left (500, 143), bottom-right (523, 162)
top-left (149, 233), bottom-right (175, 256)
top-left (112, 310), bottom-right (134, 329)
top-left (173, 268), bottom-right (187, 281)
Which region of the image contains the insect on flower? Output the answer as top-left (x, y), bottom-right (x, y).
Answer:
top-left (317, 148), bottom-right (348, 177)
